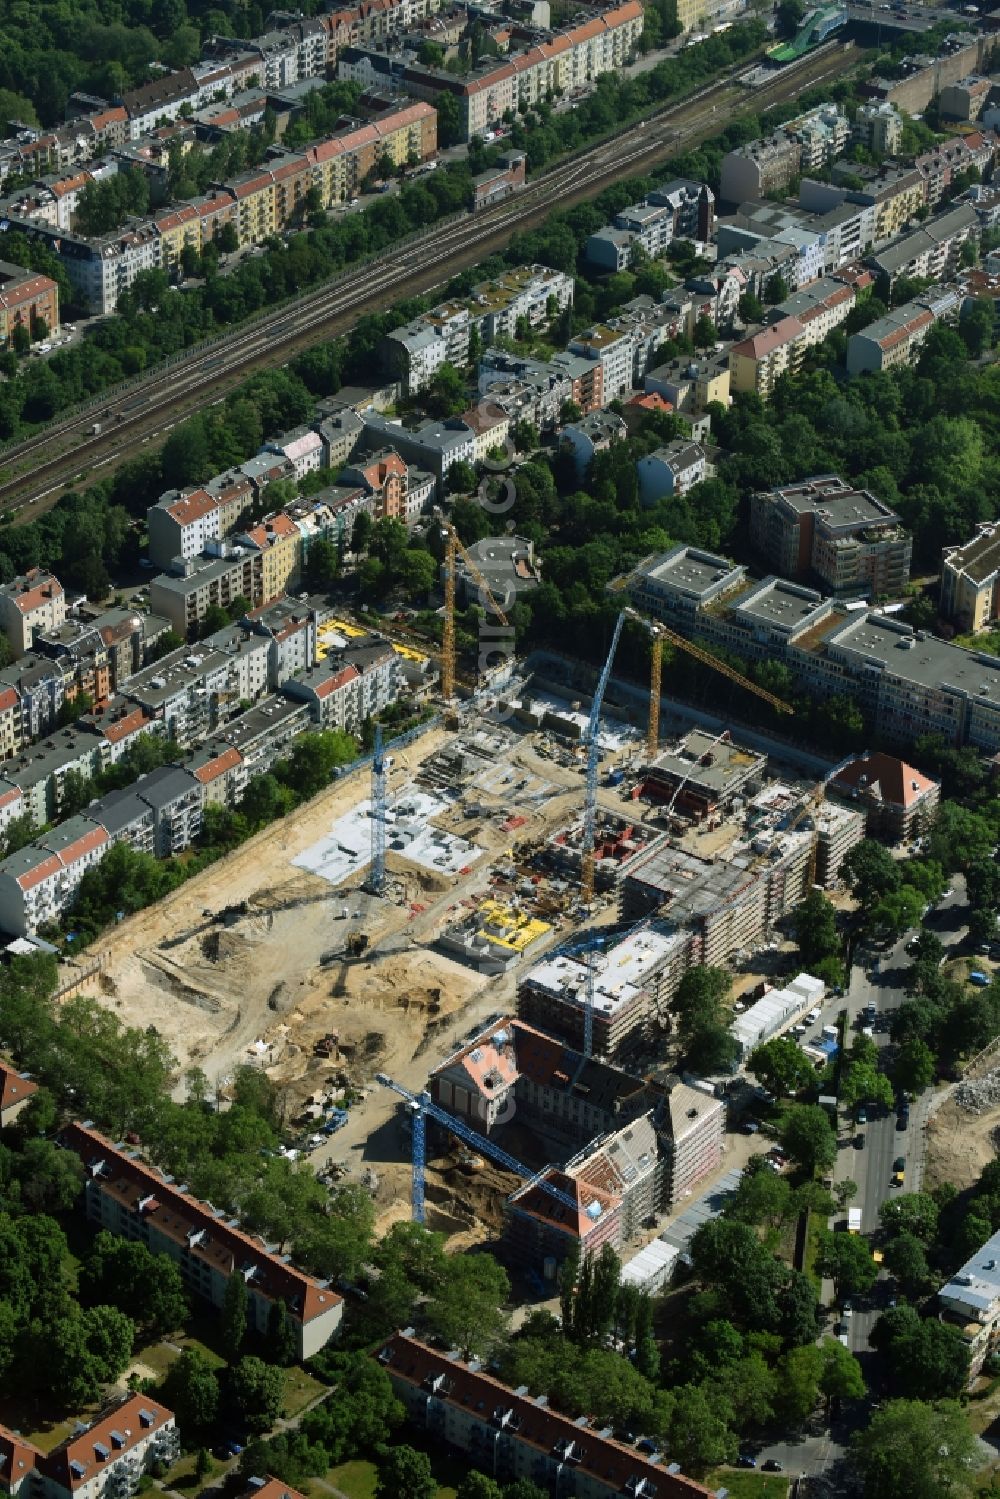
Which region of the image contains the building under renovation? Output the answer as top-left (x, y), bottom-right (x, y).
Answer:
top-left (503, 1086), bottom-right (723, 1266)
top-left (428, 1015), bottom-right (724, 1263)
top-left (516, 923), bottom-right (688, 1062)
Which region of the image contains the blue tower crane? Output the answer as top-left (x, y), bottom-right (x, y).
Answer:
top-left (367, 723), bottom-right (387, 897)
top-left (375, 1071), bottom-right (591, 1226)
top-left (580, 609), bottom-right (626, 1056)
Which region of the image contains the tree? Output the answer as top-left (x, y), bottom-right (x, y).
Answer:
top-left (221, 1271), bottom-right (248, 1363)
top-left (882, 1232), bottom-right (931, 1300)
top-left (83, 1232), bottom-right (187, 1337)
top-left (162, 1349), bottom-right (220, 1434)
top-left (779, 1104), bottom-right (837, 1175)
top-left (231, 1355), bottom-right (285, 1434)
top-left (693, 314), bottom-right (717, 350)
top-left (851, 1399), bottom-right (976, 1499)
top-left (819, 1336), bottom-right (865, 1407)
top-left (842, 841), bottom-right (901, 909)
top-left (422, 1253), bottom-right (509, 1357)
top-left (266, 1300), bottom-right (298, 1367)
top-left (352, 511), bottom-right (373, 555)
top-left (765, 271), bottom-right (789, 304)
top-left (456, 1476), bottom-right (502, 1499)
top-left (280, 731), bottom-right (357, 799)
top-left (666, 1385), bottom-right (736, 1471)
top-left (815, 1231), bottom-right (878, 1301)
top-left (793, 888), bottom-right (841, 970)
top-left (375, 1445), bottom-right (435, 1499)
top-left (11, 322), bottom-right (30, 356)
top-left (14, 1139), bottom-right (82, 1213)
top-left (841, 1061), bottom-right (894, 1115)
top-left (748, 1037), bottom-right (815, 1098)
top-left (879, 1193), bottom-right (938, 1243)
top-left (892, 1037), bottom-right (935, 1095)
top-left (774, 1343), bottom-right (823, 1426)
top-left (872, 1306), bottom-right (970, 1399)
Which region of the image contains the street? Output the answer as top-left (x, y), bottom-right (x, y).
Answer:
top-left (836, 878), bottom-right (968, 1355)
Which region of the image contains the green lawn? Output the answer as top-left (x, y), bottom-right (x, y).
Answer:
top-left (283, 1365), bottom-right (329, 1418)
top-left (0, 1395), bottom-right (104, 1454)
top-left (705, 1470), bottom-right (789, 1499)
top-left (323, 1460), bottom-right (377, 1499)
top-left (162, 1451), bottom-right (226, 1497)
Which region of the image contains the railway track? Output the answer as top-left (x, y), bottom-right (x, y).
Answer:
top-left (0, 40), bottom-right (857, 520)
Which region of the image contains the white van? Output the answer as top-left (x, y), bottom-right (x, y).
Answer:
top-left (805, 1007), bottom-right (821, 1024)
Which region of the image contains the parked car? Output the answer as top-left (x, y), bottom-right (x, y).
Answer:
top-left (736, 1454), bottom-right (757, 1469)
top-left (855, 1132), bottom-right (865, 1150)
top-left (762, 1460), bottom-right (783, 1473)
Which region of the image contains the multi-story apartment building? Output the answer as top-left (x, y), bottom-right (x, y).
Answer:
top-left (636, 441), bottom-right (708, 504)
top-left (0, 816), bottom-right (109, 935)
top-left (749, 475), bottom-right (912, 600)
top-left (343, 1), bottom-right (642, 142)
top-left (383, 265), bottom-right (573, 394)
top-left (729, 315), bottom-right (807, 399)
top-left (517, 923), bottom-right (689, 1062)
top-left (1, 1398), bottom-right (178, 1499)
top-left (0, 261), bottom-right (59, 349)
top-left (939, 1226), bottom-right (1000, 1383)
top-left (631, 543), bottom-right (1000, 754)
top-left (359, 413), bottom-right (475, 492)
top-left (377, 1331), bottom-right (713, 1499)
top-left (236, 513), bottom-right (302, 603)
top-left (941, 523), bottom-right (1000, 633)
top-left (915, 130), bottom-right (995, 207)
top-left (828, 752), bottom-right (940, 842)
top-left (61, 1122), bottom-right (343, 1358)
top-left (846, 287), bottom-right (959, 375)
top-left (584, 179), bottom-right (714, 272)
top-left (628, 544), bottom-right (746, 626)
top-left (0, 570), bottom-right (66, 658)
top-left (853, 101), bottom-right (903, 157)
top-left (148, 489), bottom-right (228, 569)
top-left (719, 104), bottom-right (848, 206)
top-left (150, 549), bottom-right (265, 639)
top-left (868, 201), bottom-right (978, 294)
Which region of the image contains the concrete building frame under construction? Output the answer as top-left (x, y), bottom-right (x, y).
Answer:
top-left (641, 729), bottom-right (767, 821)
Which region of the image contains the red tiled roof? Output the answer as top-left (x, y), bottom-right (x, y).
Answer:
top-left (377, 1333), bottom-right (712, 1499)
top-left (42, 1397), bottom-right (172, 1493)
top-left (0, 1062), bottom-right (38, 1118)
top-left (165, 489), bottom-right (217, 526)
top-left (193, 745), bottom-right (242, 783)
top-left (62, 1122), bottom-right (342, 1327)
top-left (314, 664), bottom-right (359, 699)
top-left (16, 852), bottom-right (64, 892)
top-left (0, 689), bottom-right (18, 715)
top-left (7, 570), bottom-right (63, 615)
top-left (0, 1422), bottom-right (42, 1493)
top-left (831, 752), bottom-right (938, 811)
top-left (238, 1481), bottom-right (309, 1499)
top-left (103, 709), bottom-right (152, 745)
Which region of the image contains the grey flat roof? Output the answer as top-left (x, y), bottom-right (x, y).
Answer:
top-left (650, 729), bottom-right (765, 793)
top-left (732, 577), bottom-right (828, 631)
top-left (827, 611), bottom-right (1000, 699)
top-left (87, 787), bottom-right (154, 835)
top-left (131, 765), bottom-right (199, 809)
top-left (767, 476), bottom-right (897, 528)
top-left (638, 545), bottom-right (743, 595)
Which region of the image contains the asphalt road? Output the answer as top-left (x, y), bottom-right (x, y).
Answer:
top-left (839, 877), bottom-right (968, 1355)
top-left (747, 879), bottom-right (970, 1480)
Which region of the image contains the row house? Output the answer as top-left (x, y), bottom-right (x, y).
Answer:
top-left (62, 1122), bottom-right (343, 1358)
top-left (124, 646), bottom-right (236, 746)
top-left (247, 596), bottom-right (319, 681)
top-left (377, 1331), bottom-right (712, 1499)
top-left (147, 473), bottom-right (254, 569)
top-left (636, 440), bottom-right (708, 504)
top-left (304, 100), bottom-right (436, 208)
top-left (212, 695), bottom-right (312, 779)
top-left (1, 728), bottom-right (104, 825)
top-left (358, 412), bottom-right (475, 492)
top-left (868, 201), bottom-right (979, 295)
top-left (86, 767), bottom-right (202, 859)
top-left (0, 1397), bottom-right (178, 1499)
top-left (941, 522), bottom-right (1000, 634)
top-left (846, 286), bottom-right (960, 375)
top-left (0, 816), bottom-right (108, 936)
top-left (585, 180), bottom-right (714, 273)
top-left (235, 513), bottom-right (302, 603)
top-left (33, 620), bottom-right (112, 706)
top-left (477, 348), bottom-right (603, 428)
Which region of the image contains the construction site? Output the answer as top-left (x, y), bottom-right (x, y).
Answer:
top-left (67, 588), bottom-right (867, 1271)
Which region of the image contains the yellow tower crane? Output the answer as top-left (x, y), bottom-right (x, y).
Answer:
top-left (623, 608), bottom-right (794, 763)
top-left (438, 516), bottom-right (510, 702)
